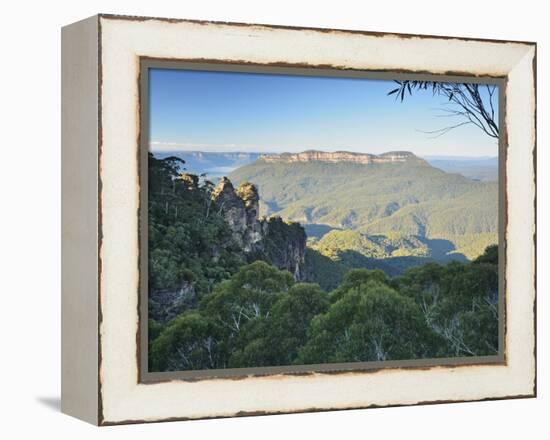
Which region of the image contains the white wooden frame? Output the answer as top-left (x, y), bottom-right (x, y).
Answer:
top-left (61, 14), bottom-right (536, 425)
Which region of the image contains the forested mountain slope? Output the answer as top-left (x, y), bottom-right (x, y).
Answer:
top-left (229, 150), bottom-right (498, 260)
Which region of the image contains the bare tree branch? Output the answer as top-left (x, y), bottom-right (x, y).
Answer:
top-left (387, 80), bottom-right (499, 141)
top-left (417, 121), bottom-right (473, 138)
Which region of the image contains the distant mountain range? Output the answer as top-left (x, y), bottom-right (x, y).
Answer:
top-left (153, 150), bottom-right (498, 182)
top-left (228, 150), bottom-right (498, 260)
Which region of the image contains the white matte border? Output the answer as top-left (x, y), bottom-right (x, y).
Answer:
top-left (98, 16), bottom-right (536, 424)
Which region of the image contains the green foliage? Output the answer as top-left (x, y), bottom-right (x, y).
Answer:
top-left (304, 248), bottom-right (347, 291)
top-left (393, 245), bottom-right (499, 356)
top-left (151, 262), bottom-right (328, 369)
top-left (150, 246), bottom-right (499, 371)
top-left (149, 313), bottom-right (220, 371)
top-left (201, 261), bottom-right (295, 336)
top-left (230, 158), bottom-right (498, 259)
top-left (148, 153), bottom-right (244, 297)
top-left (149, 152), bottom-right (499, 371)
top-left (264, 216), bottom-right (306, 244)
top-left (148, 319), bottom-right (164, 343)
top-left (304, 239), bottom-right (441, 291)
top-left (268, 284), bottom-right (330, 359)
top-left (298, 280), bottom-right (438, 364)
top-left (198, 261), bottom-right (294, 367)
top-left (228, 283), bottom-right (330, 367)
top-left (330, 269), bottom-right (388, 303)
top-left (473, 244), bottom-right (498, 265)
top-left (255, 216), bottom-right (306, 273)
top-left (310, 230), bottom-right (432, 261)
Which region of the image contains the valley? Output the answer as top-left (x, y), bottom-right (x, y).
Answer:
top-left (229, 150), bottom-right (498, 263)
top-left (152, 149), bottom-right (499, 282)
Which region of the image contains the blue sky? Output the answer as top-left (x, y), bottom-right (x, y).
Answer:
top-left (149, 68), bottom-right (499, 157)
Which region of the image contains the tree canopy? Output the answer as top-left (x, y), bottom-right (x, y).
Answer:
top-left (150, 245), bottom-right (499, 371)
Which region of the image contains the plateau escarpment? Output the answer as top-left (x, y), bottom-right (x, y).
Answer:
top-left (259, 150), bottom-right (423, 164)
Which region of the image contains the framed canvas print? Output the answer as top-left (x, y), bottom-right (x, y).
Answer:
top-left (61, 14), bottom-right (537, 425)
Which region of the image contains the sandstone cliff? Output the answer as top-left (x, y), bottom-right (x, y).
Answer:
top-left (259, 150), bottom-right (422, 164)
top-left (212, 177), bottom-right (306, 280)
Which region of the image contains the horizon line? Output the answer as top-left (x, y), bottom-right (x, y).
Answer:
top-left (150, 147), bottom-right (497, 159)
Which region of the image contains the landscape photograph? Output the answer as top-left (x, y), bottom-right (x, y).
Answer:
top-left (145, 68), bottom-right (501, 373)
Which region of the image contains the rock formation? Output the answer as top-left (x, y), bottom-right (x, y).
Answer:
top-left (150, 175), bottom-right (306, 323)
top-left (260, 216), bottom-right (307, 280)
top-left (211, 178), bottom-right (264, 253)
top-left (212, 177), bottom-right (306, 280)
top-left (259, 150), bottom-right (422, 164)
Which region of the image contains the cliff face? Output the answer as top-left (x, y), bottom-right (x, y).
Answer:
top-left (212, 177), bottom-right (306, 280)
top-left (260, 216), bottom-right (307, 280)
top-left (149, 175), bottom-right (306, 323)
top-left (211, 178), bottom-right (264, 253)
top-left (259, 150), bottom-right (422, 164)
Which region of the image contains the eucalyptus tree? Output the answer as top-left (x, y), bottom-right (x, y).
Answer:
top-left (388, 80), bottom-right (499, 139)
